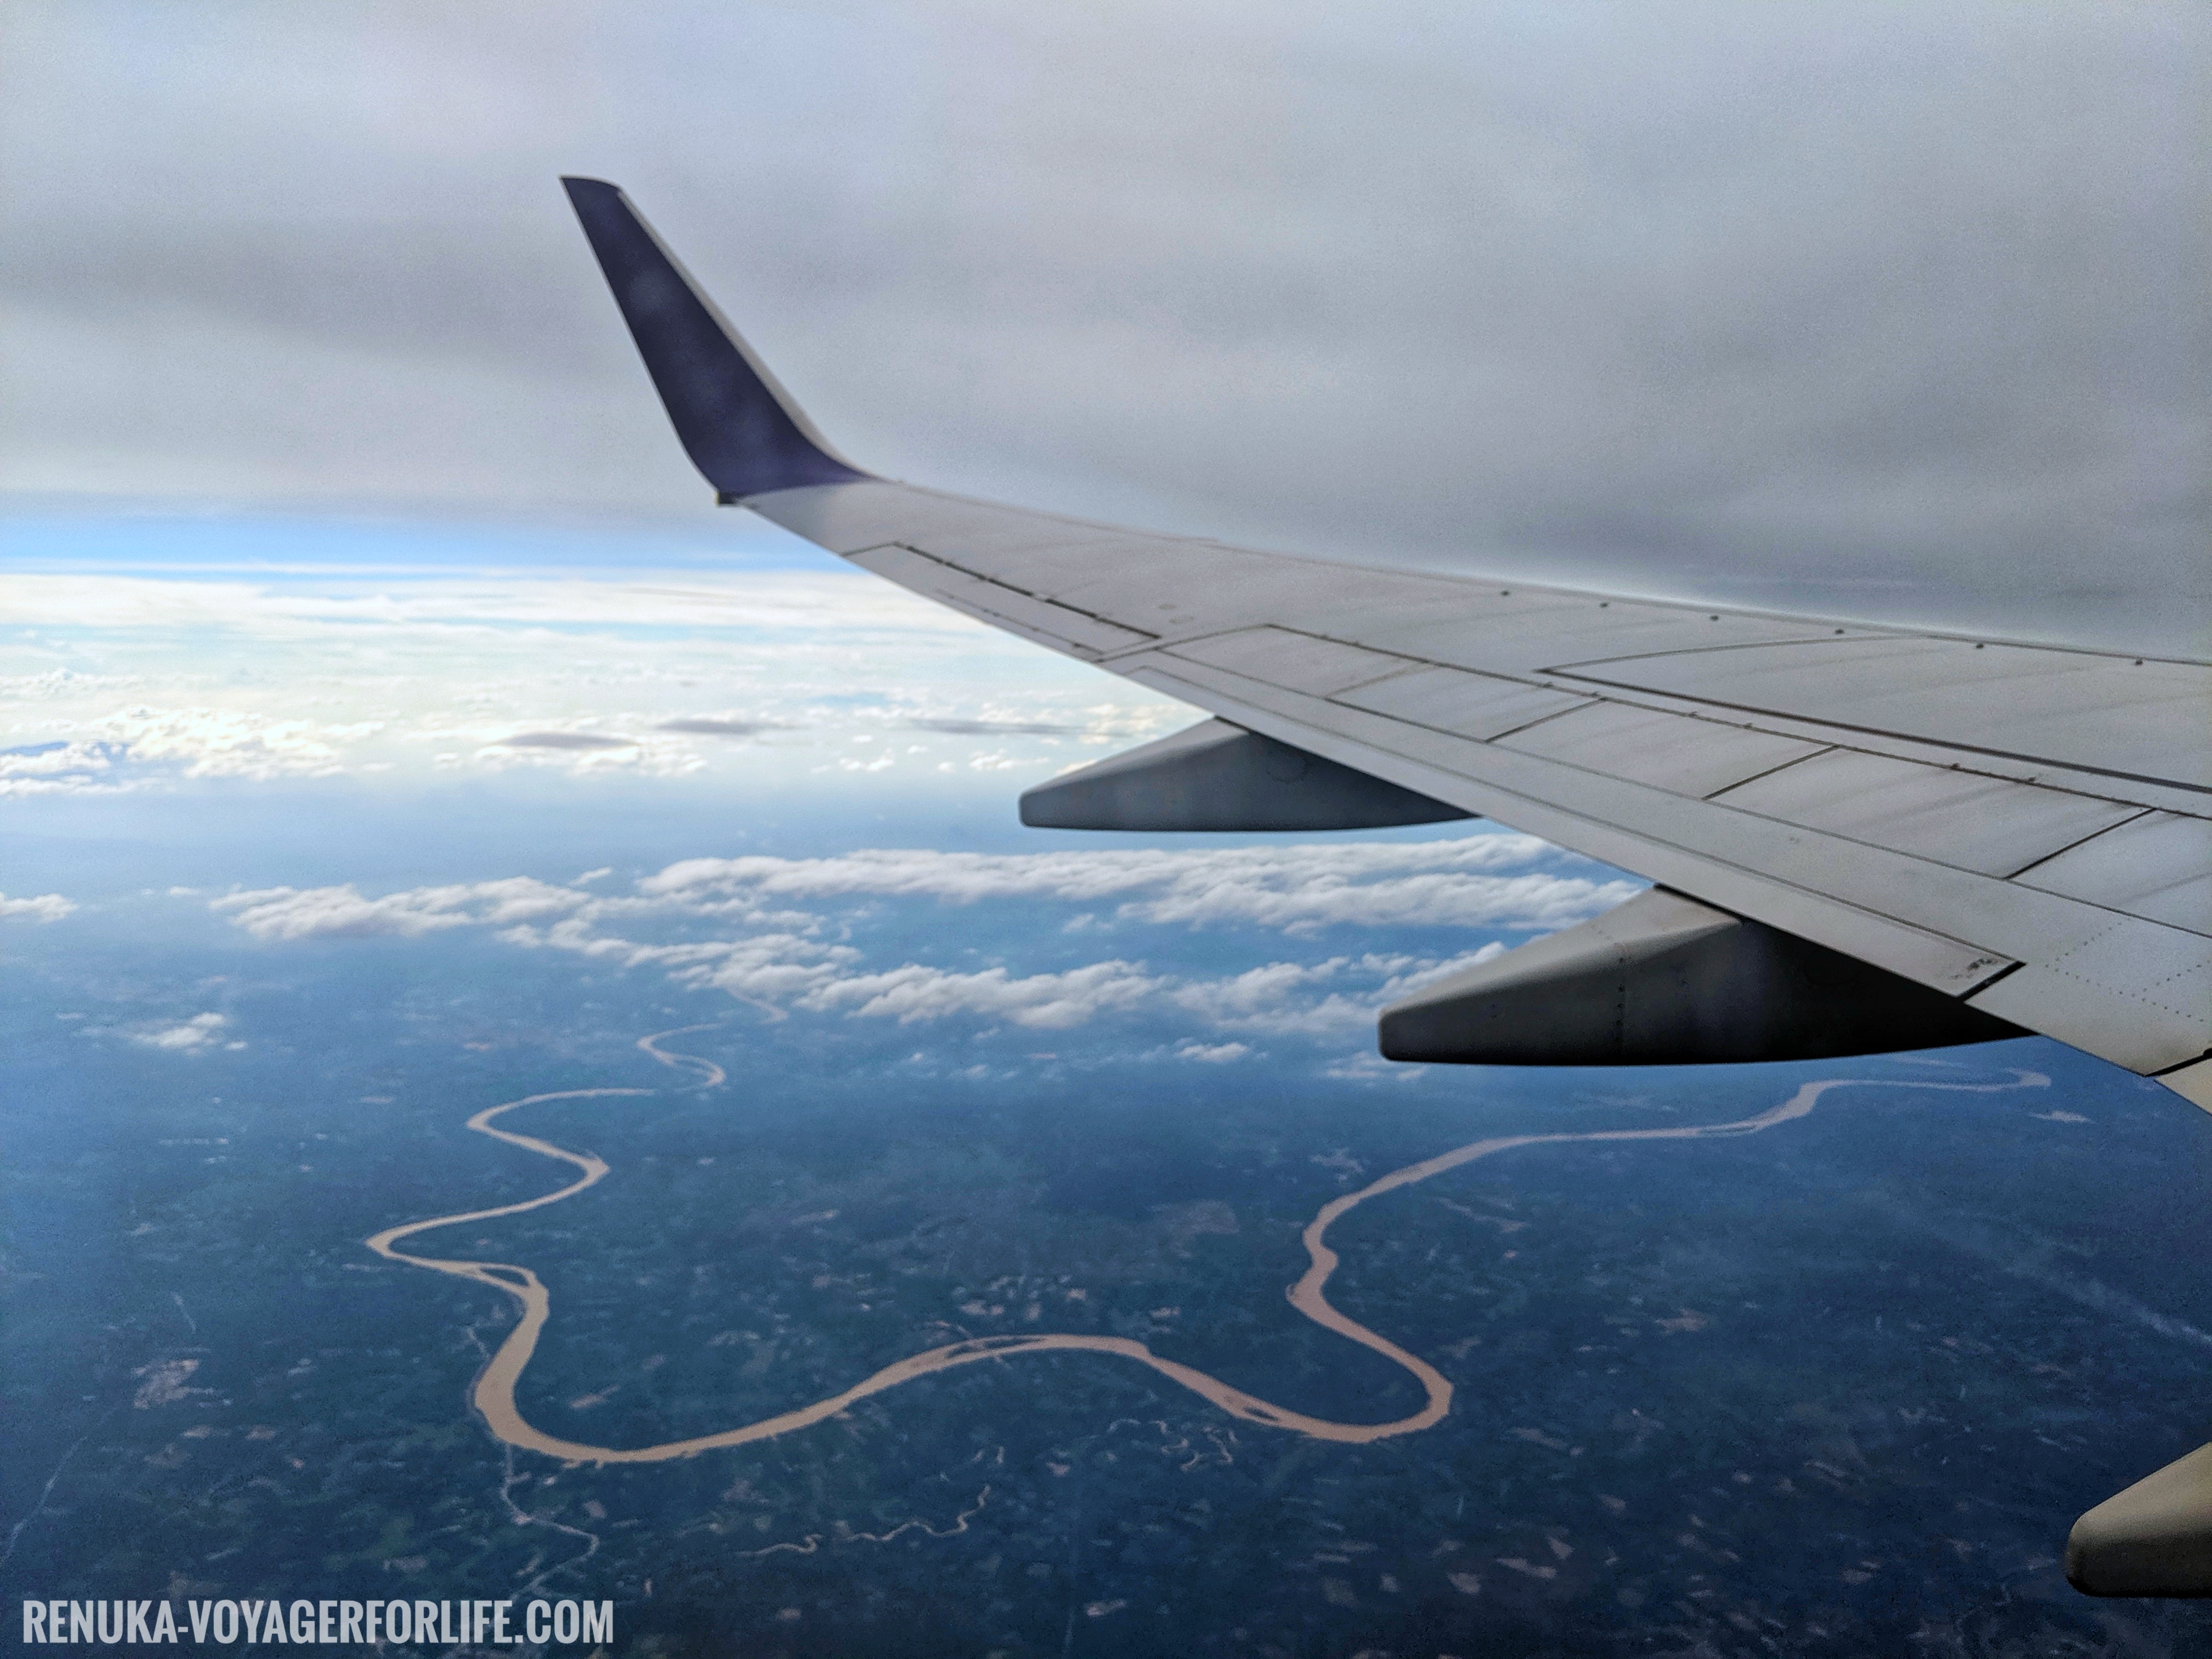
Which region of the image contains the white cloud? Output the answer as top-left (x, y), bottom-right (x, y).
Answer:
top-left (210, 838), bottom-right (1621, 1046)
top-left (5, 659), bottom-right (1179, 793)
top-left (133, 1012), bottom-right (229, 1051)
top-left (0, 890), bottom-right (76, 922)
top-left (500, 919), bottom-right (862, 1009)
top-left (1, 551), bottom-right (1186, 795)
top-left (801, 960), bottom-right (1164, 1030)
top-left (0, 741), bottom-right (117, 796)
top-left (1169, 958), bottom-right (1363, 1026)
top-left (1152, 947), bottom-right (1498, 1035)
top-left (640, 840), bottom-right (1633, 935)
top-left (1324, 1051), bottom-right (1429, 1082)
top-left (96, 706), bottom-right (383, 781)
top-left (0, 669), bottom-right (137, 702)
top-left (2, 712), bottom-right (387, 792)
top-left (213, 876), bottom-right (589, 941)
top-left (1175, 1040), bottom-right (1249, 1064)
top-left (500, 919), bottom-right (1165, 1031)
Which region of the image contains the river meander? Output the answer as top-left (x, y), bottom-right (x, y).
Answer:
top-left (367, 1036), bottom-right (2045, 1464)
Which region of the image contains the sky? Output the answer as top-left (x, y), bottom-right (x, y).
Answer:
top-left (1, 500), bottom-right (1643, 1063)
top-left (3, 2), bottom-right (2205, 653)
top-left (0, 512), bottom-right (1186, 799)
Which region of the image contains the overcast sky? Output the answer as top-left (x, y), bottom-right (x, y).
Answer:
top-left (4, 2), bottom-right (2204, 651)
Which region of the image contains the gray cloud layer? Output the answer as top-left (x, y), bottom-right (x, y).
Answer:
top-left (4, 3), bottom-right (2204, 650)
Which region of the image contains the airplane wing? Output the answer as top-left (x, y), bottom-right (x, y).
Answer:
top-left (563, 174), bottom-right (2212, 1595)
top-left (560, 177), bottom-right (2210, 1112)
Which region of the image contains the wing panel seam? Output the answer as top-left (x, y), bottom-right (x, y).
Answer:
top-left (1548, 670), bottom-right (2209, 801)
top-left (1130, 664), bottom-right (2015, 986)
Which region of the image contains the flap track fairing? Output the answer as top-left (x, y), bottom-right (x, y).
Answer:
top-left (1379, 888), bottom-right (2024, 1065)
top-left (2068, 1445), bottom-right (2212, 1598)
top-left (1018, 718), bottom-right (1471, 832)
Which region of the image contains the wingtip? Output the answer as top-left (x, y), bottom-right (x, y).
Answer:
top-left (557, 176), bottom-right (869, 499)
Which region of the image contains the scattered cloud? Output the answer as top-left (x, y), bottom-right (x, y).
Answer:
top-left (1324, 1051), bottom-right (1429, 1083)
top-left (3, 710), bottom-right (384, 791)
top-left (213, 876), bottom-right (588, 941)
top-left (803, 959), bottom-right (1163, 1030)
top-left (1175, 1040), bottom-right (1249, 1064)
top-left (1, 740), bottom-right (119, 795)
top-left (107, 706), bottom-right (385, 778)
top-left (211, 837), bottom-right (1621, 1047)
top-left (0, 890), bottom-right (75, 922)
top-left (0, 554), bottom-right (1186, 796)
top-left (133, 1012), bottom-right (230, 1051)
top-left (641, 842), bottom-right (1635, 935)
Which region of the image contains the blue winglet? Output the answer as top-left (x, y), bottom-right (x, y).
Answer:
top-left (560, 177), bottom-right (870, 502)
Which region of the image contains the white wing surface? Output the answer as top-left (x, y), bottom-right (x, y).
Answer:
top-left (563, 177), bottom-right (2211, 1108)
top-left (752, 479), bottom-right (2211, 1098)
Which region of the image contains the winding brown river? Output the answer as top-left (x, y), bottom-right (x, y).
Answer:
top-left (367, 1033), bottom-right (2044, 1464)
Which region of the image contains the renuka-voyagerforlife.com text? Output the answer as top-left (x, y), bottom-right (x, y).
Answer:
top-left (20, 1595), bottom-right (613, 1646)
